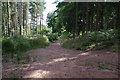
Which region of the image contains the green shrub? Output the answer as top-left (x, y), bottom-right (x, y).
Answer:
top-left (98, 62), bottom-right (110, 70)
top-left (62, 29), bottom-right (116, 51)
top-left (59, 31), bottom-right (72, 44)
top-left (30, 35), bottom-right (49, 48)
top-left (12, 52), bottom-right (30, 63)
top-left (2, 35), bottom-right (49, 62)
top-left (61, 39), bottom-right (74, 49)
top-left (2, 38), bottom-right (15, 53)
top-left (12, 36), bottom-right (31, 51)
top-left (47, 33), bottom-right (58, 42)
top-left (10, 71), bottom-right (19, 78)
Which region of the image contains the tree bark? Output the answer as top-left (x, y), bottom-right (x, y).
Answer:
top-left (19, 2), bottom-right (23, 35)
top-left (86, 2), bottom-right (90, 33)
top-left (7, 2), bottom-right (11, 36)
top-left (99, 3), bottom-right (103, 29)
top-left (95, 3), bottom-right (100, 31)
top-left (26, 1), bottom-right (29, 35)
top-left (15, 2), bottom-right (18, 36)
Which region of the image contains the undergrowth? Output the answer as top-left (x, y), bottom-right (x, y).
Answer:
top-left (2, 35), bottom-right (49, 63)
top-left (61, 29), bottom-right (119, 52)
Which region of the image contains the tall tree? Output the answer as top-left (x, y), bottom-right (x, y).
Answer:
top-left (26, 1), bottom-right (29, 35)
top-left (18, 2), bottom-right (23, 35)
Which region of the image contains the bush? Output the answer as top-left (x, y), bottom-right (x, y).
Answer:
top-left (62, 29), bottom-right (116, 51)
top-left (2, 35), bottom-right (49, 62)
top-left (59, 31), bottom-right (72, 44)
top-left (30, 35), bottom-right (49, 48)
top-left (2, 38), bottom-right (15, 53)
top-left (2, 36), bottom-right (31, 53)
top-left (46, 33), bottom-right (58, 42)
top-left (61, 39), bottom-right (74, 49)
top-left (12, 36), bottom-right (31, 51)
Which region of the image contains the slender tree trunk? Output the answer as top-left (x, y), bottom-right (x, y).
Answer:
top-left (90, 10), bottom-right (94, 31)
top-left (15, 2), bottom-right (18, 36)
top-left (82, 17), bottom-right (85, 37)
top-left (41, 14), bottom-right (43, 31)
top-left (36, 13), bottom-right (38, 34)
top-left (7, 2), bottom-right (11, 36)
top-left (2, 3), bottom-right (5, 36)
top-left (99, 4), bottom-right (103, 30)
top-left (116, 2), bottom-right (120, 29)
top-left (19, 2), bottom-right (23, 35)
top-left (96, 3), bottom-right (100, 31)
top-left (26, 1), bottom-right (29, 35)
top-left (116, 2), bottom-right (120, 37)
top-left (86, 2), bottom-right (90, 33)
top-left (73, 2), bottom-right (78, 39)
top-left (23, 3), bottom-right (25, 35)
top-left (0, 2), bottom-right (2, 37)
top-left (40, 15), bottom-right (41, 32)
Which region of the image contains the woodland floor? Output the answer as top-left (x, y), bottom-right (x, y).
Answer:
top-left (2, 41), bottom-right (119, 78)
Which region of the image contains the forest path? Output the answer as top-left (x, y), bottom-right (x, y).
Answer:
top-left (3, 41), bottom-right (118, 78)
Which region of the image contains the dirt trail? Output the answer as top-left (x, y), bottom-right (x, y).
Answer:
top-left (3, 41), bottom-right (118, 78)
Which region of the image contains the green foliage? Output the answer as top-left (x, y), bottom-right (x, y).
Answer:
top-left (2, 36), bottom-right (30, 53)
top-left (12, 52), bottom-right (30, 64)
top-left (10, 71), bottom-right (19, 78)
top-left (59, 31), bottom-right (71, 43)
top-left (62, 37), bottom-right (91, 51)
top-left (46, 33), bottom-right (58, 42)
top-left (13, 36), bottom-right (31, 52)
top-left (2, 38), bottom-right (15, 53)
top-left (62, 29), bottom-right (117, 51)
top-left (86, 30), bottom-right (111, 42)
top-left (98, 62), bottom-right (110, 70)
top-left (29, 35), bottom-right (49, 48)
top-left (39, 26), bottom-right (52, 35)
top-left (2, 35), bottom-right (49, 62)
top-left (61, 39), bottom-right (74, 49)
top-left (46, 12), bottom-right (56, 31)
top-left (95, 40), bottom-right (114, 50)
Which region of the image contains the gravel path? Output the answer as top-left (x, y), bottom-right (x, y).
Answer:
top-left (3, 41), bottom-right (119, 78)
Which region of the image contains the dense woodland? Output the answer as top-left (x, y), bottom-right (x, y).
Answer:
top-left (2, 2), bottom-right (45, 36)
top-left (1, 1), bottom-right (120, 67)
top-left (47, 2), bottom-right (120, 51)
top-left (2, 1), bottom-right (50, 61)
top-left (1, 1), bottom-right (120, 78)
top-left (47, 2), bottom-right (120, 37)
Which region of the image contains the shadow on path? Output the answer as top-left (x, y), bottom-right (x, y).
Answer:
top-left (3, 41), bottom-right (118, 78)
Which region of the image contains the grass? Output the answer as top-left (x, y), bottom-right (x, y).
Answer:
top-left (97, 62), bottom-right (110, 70)
top-left (10, 71), bottom-right (19, 78)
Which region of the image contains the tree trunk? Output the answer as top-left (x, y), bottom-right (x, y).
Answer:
top-left (26, 1), bottom-right (29, 35)
top-left (15, 2), bottom-right (18, 36)
top-left (86, 2), bottom-right (90, 33)
top-left (7, 2), bottom-right (11, 36)
top-left (73, 2), bottom-right (78, 39)
top-left (2, 3), bottom-right (5, 36)
top-left (40, 15), bottom-right (41, 32)
top-left (99, 3), bottom-right (103, 30)
top-left (0, 2), bottom-right (2, 37)
top-left (23, 3), bottom-right (25, 35)
top-left (116, 2), bottom-right (120, 39)
top-left (19, 2), bottom-right (23, 35)
top-left (95, 3), bottom-right (100, 31)
top-left (82, 17), bottom-right (85, 37)
top-left (36, 13), bottom-right (38, 34)
top-left (90, 10), bottom-right (94, 31)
